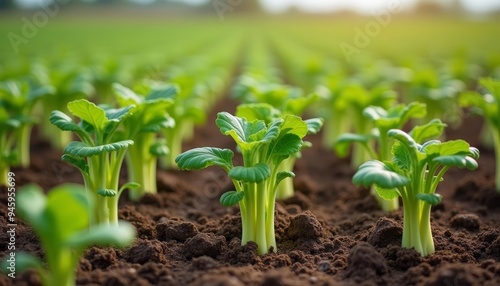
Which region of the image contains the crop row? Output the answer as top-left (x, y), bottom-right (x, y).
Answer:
top-left (1, 32), bottom-right (499, 285)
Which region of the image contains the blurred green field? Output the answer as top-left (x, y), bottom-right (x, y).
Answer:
top-left (1, 14), bottom-right (499, 63)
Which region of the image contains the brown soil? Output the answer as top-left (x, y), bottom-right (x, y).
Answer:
top-left (1, 97), bottom-right (500, 286)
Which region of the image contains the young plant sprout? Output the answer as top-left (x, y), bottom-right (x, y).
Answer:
top-left (1, 184), bottom-right (135, 286)
top-left (113, 82), bottom-right (177, 201)
top-left (461, 78), bottom-right (500, 192)
top-left (334, 102), bottom-right (431, 212)
top-left (36, 64), bottom-right (95, 149)
top-left (0, 106), bottom-right (20, 186)
top-left (50, 99), bottom-right (138, 225)
top-left (235, 102), bottom-right (323, 200)
top-left (176, 112), bottom-right (312, 254)
top-left (319, 82), bottom-right (397, 167)
top-left (352, 127), bottom-right (479, 256)
top-left (0, 80), bottom-right (54, 167)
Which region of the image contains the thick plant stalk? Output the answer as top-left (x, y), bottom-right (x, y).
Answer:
top-left (491, 126), bottom-right (500, 193)
top-left (162, 124), bottom-right (183, 169)
top-left (15, 124), bottom-right (33, 167)
top-left (126, 133), bottom-right (158, 201)
top-left (275, 157), bottom-right (296, 200)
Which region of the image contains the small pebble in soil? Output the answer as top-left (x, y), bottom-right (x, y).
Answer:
top-left (183, 233), bottom-right (226, 258)
top-left (317, 260), bottom-right (331, 272)
top-left (367, 217), bottom-right (402, 247)
top-left (450, 213), bottom-right (481, 232)
top-left (284, 211), bottom-right (323, 240)
top-left (345, 242), bottom-right (388, 278)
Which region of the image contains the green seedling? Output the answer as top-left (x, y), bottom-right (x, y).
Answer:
top-left (319, 82), bottom-right (397, 167)
top-left (461, 78), bottom-right (500, 192)
top-left (335, 102), bottom-right (438, 212)
top-left (35, 63), bottom-right (95, 149)
top-left (113, 82), bottom-right (176, 201)
top-left (352, 128), bottom-right (479, 256)
top-left (1, 184), bottom-right (135, 286)
top-left (235, 102), bottom-right (323, 200)
top-left (0, 106), bottom-right (19, 186)
top-left (0, 80), bottom-right (54, 167)
top-left (176, 112), bottom-right (312, 254)
top-left (50, 99), bottom-right (137, 225)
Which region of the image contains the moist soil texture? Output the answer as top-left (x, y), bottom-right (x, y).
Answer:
top-left (1, 98), bottom-right (500, 286)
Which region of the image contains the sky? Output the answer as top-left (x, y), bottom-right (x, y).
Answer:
top-left (15, 0), bottom-right (500, 13)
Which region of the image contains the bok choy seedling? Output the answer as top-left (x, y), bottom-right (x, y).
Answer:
top-left (352, 127), bottom-right (479, 256)
top-left (0, 80), bottom-right (54, 167)
top-left (113, 82), bottom-right (176, 201)
top-left (461, 78), bottom-right (500, 192)
top-left (176, 112), bottom-right (311, 254)
top-left (1, 184), bottom-right (135, 286)
top-left (335, 102), bottom-right (441, 212)
top-left (50, 99), bottom-right (138, 225)
top-left (235, 102), bottom-right (323, 200)
top-left (0, 107), bottom-right (19, 186)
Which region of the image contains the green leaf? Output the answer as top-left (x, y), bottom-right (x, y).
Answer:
top-left (45, 184), bottom-right (90, 240)
top-left (334, 133), bottom-right (370, 158)
top-left (392, 141), bottom-right (412, 171)
top-left (363, 106), bottom-right (388, 121)
top-left (146, 85), bottom-right (179, 101)
top-left (284, 93), bottom-right (319, 115)
top-left (66, 221), bottom-right (135, 250)
top-left (279, 114), bottom-right (308, 138)
top-left (97, 188), bottom-right (117, 197)
top-left (417, 193), bottom-right (442, 205)
top-left (1, 252), bottom-right (44, 274)
top-left (118, 182), bottom-right (141, 194)
top-left (276, 171), bottom-right (295, 186)
top-left (374, 185), bottom-right (400, 200)
top-left (113, 83), bottom-right (142, 105)
top-left (16, 185), bottom-right (47, 233)
top-left (229, 163), bottom-right (271, 183)
top-left (272, 133), bottom-right (303, 157)
top-left (217, 112), bottom-right (266, 142)
top-left (64, 140), bottom-right (134, 157)
top-left (304, 118), bottom-right (324, 135)
top-left (388, 129), bottom-right (419, 151)
top-left (398, 101), bottom-right (427, 125)
top-left (432, 155), bottom-right (478, 170)
top-left (49, 110), bottom-right (86, 134)
top-left (175, 147), bottom-right (234, 171)
top-left (409, 119), bottom-right (447, 144)
top-left (61, 154), bottom-right (89, 174)
top-left (67, 99), bottom-right (108, 131)
top-left (220, 191), bottom-right (245, 207)
top-left (469, 147), bottom-right (480, 159)
top-left (105, 105), bottom-right (135, 122)
top-left (423, 140), bottom-right (470, 157)
top-left (236, 103), bottom-right (280, 123)
top-left (149, 140), bottom-right (169, 156)
top-left (353, 160), bottom-right (410, 189)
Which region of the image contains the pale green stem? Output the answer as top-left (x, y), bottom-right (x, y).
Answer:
top-left (419, 203), bottom-right (435, 256)
top-left (491, 126), bottom-right (500, 192)
top-left (255, 181), bottom-right (268, 255)
top-left (275, 157), bottom-right (296, 200)
top-left (15, 124), bottom-right (33, 167)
